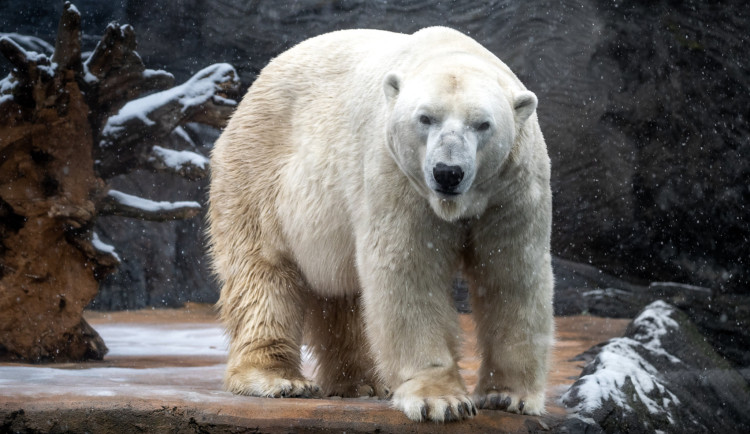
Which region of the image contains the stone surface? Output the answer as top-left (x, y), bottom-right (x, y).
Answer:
top-left (0, 306), bottom-right (630, 433)
top-left (560, 301), bottom-right (750, 434)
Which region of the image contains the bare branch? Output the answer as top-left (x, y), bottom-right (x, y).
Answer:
top-left (98, 189), bottom-right (201, 221)
top-left (51, 2), bottom-right (82, 72)
top-left (145, 145), bottom-right (209, 181)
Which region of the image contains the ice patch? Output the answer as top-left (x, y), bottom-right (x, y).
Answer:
top-left (96, 324), bottom-right (228, 357)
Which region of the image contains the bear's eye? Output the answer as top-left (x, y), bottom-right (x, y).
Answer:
top-left (477, 121), bottom-right (491, 132)
top-left (419, 115), bottom-right (432, 126)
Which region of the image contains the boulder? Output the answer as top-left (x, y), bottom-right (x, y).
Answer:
top-left (560, 301), bottom-right (750, 433)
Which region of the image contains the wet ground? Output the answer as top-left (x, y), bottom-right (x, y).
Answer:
top-left (0, 303), bottom-right (628, 433)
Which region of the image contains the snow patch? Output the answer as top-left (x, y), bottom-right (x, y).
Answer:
top-left (151, 145), bottom-right (208, 170)
top-left (562, 301), bottom-right (682, 424)
top-left (0, 75), bottom-right (16, 105)
top-left (107, 189), bottom-right (200, 213)
top-left (92, 232), bottom-right (121, 262)
top-left (65, 3), bottom-right (80, 15)
top-left (82, 61), bottom-right (98, 84)
top-left (142, 68), bottom-right (172, 79)
top-left (172, 126), bottom-right (197, 148)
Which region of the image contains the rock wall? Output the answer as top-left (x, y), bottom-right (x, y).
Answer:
top-left (2, 0), bottom-right (748, 308)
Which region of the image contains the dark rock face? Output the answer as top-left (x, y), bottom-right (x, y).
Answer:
top-left (560, 301), bottom-right (750, 434)
top-left (2, 1), bottom-right (748, 306)
top-left (89, 125), bottom-right (221, 310)
top-left (553, 257), bottom-right (750, 373)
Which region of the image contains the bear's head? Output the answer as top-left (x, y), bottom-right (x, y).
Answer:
top-left (384, 55), bottom-right (537, 222)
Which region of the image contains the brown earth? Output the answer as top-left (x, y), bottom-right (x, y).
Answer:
top-left (0, 304), bottom-right (629, 433)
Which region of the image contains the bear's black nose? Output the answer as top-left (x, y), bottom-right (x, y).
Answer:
top-left (433, 163), bottom-right (464, 192)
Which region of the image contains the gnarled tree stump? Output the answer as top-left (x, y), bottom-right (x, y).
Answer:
top-left (0, 2), bottom-right (240, 362)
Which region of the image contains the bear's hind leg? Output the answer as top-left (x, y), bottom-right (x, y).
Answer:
top-left (305, 293), bottom-right (389, 398)
top-left (221, 259), bottom-right (320, 398)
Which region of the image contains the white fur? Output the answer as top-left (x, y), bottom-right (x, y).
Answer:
top-left (209, 27), bottom-right (554, 423)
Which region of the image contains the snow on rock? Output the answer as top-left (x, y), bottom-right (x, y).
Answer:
top-left (107, 189), bottom-right (200, 213)
top-left (150, 145), bottom-right (208, 171)
top-left (92, 232), bottom-right (121, 262)
top-left (561, 300), bottom-right (750, 433)
top-left (562, 301), bottom-right (681, 425)
top-left (0, 75), bottom-right (17, 105)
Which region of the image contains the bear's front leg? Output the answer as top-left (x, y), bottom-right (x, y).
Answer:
top-left (357, 213), bottom-right (476, 422)
top-left (465, 204), bottom-right (555, 416)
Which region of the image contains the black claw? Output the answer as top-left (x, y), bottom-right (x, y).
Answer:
top-left (420, 404), bottom-right (428, 421)
top-left (457, 404), bottom-right (465, 418)
top-left (519, 400), bottom-right (526, 412)
top-left (499, 396), bottom-right (511, 410)
top-left (463, 401), bottom-right (473, 417)
top-left (472, 404), bottom-right (478, 416)
top-left (444, 407), bottom-right (454, 422)
top-left (477, 396), bottom-right (486, 408)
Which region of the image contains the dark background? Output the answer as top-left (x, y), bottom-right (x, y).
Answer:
top-left (2, 0), bottom-right (748, 309)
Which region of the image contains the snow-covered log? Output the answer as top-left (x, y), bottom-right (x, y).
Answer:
top-left (99, 190), bottom-right (201, 221)
top-left (146, 145), bottom-right (209, 180)
top-left (95, 62), bottom-right (239, 178)
top-left (0, 36), bottom-right (54, 81)
top-left (0, 33), bottom-right (53, 55)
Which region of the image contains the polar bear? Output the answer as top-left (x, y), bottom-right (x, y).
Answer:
top-left (208, 27), bottom-right (554, 423)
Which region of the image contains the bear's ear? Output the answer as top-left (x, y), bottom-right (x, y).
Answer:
top-left (383, 71), bottom-right (401, 102)
top-left (513, 90), bottom-right (538, 124)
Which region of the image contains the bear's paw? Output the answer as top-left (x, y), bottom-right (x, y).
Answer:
top-left (325, 382), bottom-right (391, 399)
top-left (392, 376), bottom-right (476, 422)
top-left (225, 367), bottom-right (321, 398)
top-left (474, 389), bottom-right (545, 415)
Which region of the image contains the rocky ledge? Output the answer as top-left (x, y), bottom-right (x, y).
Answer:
top-left (1, 305), bottom-right (627, 433)
top-left (2, 298), bottom-right (748, 433)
